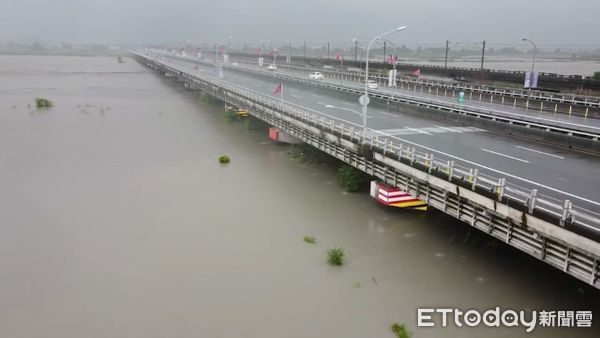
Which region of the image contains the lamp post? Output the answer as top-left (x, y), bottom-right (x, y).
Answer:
top-left (362, 26), bottom-right (407, 140)
top-left (338, 39), bottom-right (357, 86)
top-left (381, 38), bottom-right (398, 86)
top-left (522, 37), bottom-right (537, 75)
top-left (226, 36), bottom-right (234, 53)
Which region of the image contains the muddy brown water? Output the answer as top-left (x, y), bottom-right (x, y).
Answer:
top-left (0, 55), bottom-right (598, 338)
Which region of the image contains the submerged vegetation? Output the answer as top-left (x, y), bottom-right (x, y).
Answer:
top-left (303, 235), bottom-right (316, 244)
top-left (218, 155), bottom-right (231, 164)
top-left (288, 144), bottom-right (335, 165)
top-left (198, 93), bottom-right (218, 105)
top-left (336, 164), bottom-right (370, 192)
top-left (222, 108), bottom-right (238, 122)
top-left (35, 98), bottom-right (53, 108)
top-left (326, 246), bottom-right (345, 266)
top-left (391, 323), bottom-right (411, 338)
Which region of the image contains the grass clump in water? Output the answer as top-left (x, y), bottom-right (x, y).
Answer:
top-left (326, 246), bottom-right (345, 266)
top-left (391, 323), bottom-right (411, 338)
top-left (218, 155), bottom-right (231, 164)
top-left (222, 109), bottom-right (238, 122)
top-left (198, 93), bottom-right (218, 105)
top-left (303, 235), bottom-right (316, 244)
top-left (35, 98), bottom-right (53, 108)
top-left (336, 164), bottom-right (370, 192)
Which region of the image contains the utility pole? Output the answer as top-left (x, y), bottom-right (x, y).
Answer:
top-left (383, 40), bottom-right (386, 63)
top-left (480, 40), bottom-right (486, 71)
top-left (327, 41), bottom-right (330, 59)
top-left (303, 41), bottom-right (306, 59)
top-left (354, 40), bottom-right (358, 61)
top-left (288, 42), bottom-right (292, 63)
top-left (444, 40), bottom-right (449, 69)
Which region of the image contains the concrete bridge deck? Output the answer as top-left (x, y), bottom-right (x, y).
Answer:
top-left (164, 54), bottom-right (600, 219)
top-left (133, 50), bottom-right (600, 288)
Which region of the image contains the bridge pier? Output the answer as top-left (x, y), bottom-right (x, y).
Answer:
top-left (268, 127), bottom-right (301, 144)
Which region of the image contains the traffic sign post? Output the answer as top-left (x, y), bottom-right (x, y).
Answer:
top-left (457, 91), bottom-right (465, 113)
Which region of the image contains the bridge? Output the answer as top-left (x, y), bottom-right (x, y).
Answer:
top-left (219, 50), bottom-right (600, 92)
top-left (171, 53), bottom-right (600, 153)
top-left (133, 50), bottom-right (600, 289)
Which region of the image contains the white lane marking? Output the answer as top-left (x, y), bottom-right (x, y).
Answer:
top-left (313, 94), bottom-right (324, 98)
top-left (291, 94), bottom-right (302, 99)
top-left (405, 126), bottom-right (432, 136)
top-left (377, 131), bottom-right (600, 207)
top-left (159, 56), bottom-right (600, 208)
top-left (516, 146), bottom-right (565, 160)
top-left (434, 125), bottom-right (463, 133)
top-left (378, 111), bottom-right (398, 117)
top-left (481, 148), bottom-right (529, 163)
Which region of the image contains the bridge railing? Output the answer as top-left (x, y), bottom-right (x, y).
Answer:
top-left (194, 55), bottom-right (600, 138)
top-left (224, 55), bottom-right (600, 108)
top-left (138, 51), bottom-right (600, 234)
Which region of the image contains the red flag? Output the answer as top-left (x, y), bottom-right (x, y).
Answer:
top-left (412, 68), bottom-right (421, 77)
top-left (218, 47), bottom-right (225, 54)
top-left (387, 55), bottom-right (398, 65)
top-left (335, 52), bottom-right (342, 60)
top-left (273, 83), bottom-right (282, 95)
top-left (256, 48), bottom-right (261, 55)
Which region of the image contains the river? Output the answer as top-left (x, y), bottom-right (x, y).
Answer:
top-left (0, 55), bottom-right (598, 337)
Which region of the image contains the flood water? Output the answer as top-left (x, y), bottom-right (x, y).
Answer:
top-left (0, 55), bottom-right (598, 338)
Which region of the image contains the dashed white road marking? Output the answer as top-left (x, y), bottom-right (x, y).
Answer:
top-left (481, 148), bottom-right (530, 163)
top-left (405, 126), bottom-right (432, 135)
top-left (516, 146), bottom-right (565, 160)
top-left (434, 125), bottom-right (463, 133)
top-left (291, 94), bottom-right (302, 99)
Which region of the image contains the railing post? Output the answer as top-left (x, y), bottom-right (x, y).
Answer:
top-left (496, 178), bottom-right (505, 201)
top-left (428, 154), bottom-right (434, 173)
top-left (471, 168), bottom-right (479, 190)
top-left (447, 160), bottom-right (454, 180)
top-left (560, 199), bottom-right (572, 226)
top-left (410, 147), bottom-right (416, 165)
top-left (528, 189), bottom-right (538, 213)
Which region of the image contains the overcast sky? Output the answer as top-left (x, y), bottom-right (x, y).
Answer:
top-left (1, 0), bottom-right (599, 47)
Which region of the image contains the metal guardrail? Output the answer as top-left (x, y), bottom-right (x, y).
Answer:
top-left (220, 53), bottom-right (600, 107)
top-left (231, 57), bottom-right (600, 109)
top-left (177, 54), bottom-right (600, 140)
top-left (135, 51), bottom-right (600, 287)
top-left (138, 50), bottom-right (600, 234)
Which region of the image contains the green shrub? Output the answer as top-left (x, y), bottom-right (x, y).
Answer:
top-left (222, 109), bottom-right (237, 122)
top-left (593, 71), bottom-right (600, 80)
top-left (198, 93), bottom-right (217, 105)
top-left (218, 155), bottom-right (230, 164)
top-left (303, 235), bottom-right (316, 244)
top-left (326, 246), bottom-right (345, 266)
top-left (391, 323), bottom-right (411, 338)
top-left (35, 98), bottom-right (52, 108)
top-left (336, 164), bottom-right (369, 192)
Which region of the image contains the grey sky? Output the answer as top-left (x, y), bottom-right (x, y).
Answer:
top-left (1, 0), bottom-right (599, 47)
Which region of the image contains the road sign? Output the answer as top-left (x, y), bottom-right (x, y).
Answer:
top-left (359, 95), bottom-right (370, 106)
top-left (457, 91), bottom-right (465, 104)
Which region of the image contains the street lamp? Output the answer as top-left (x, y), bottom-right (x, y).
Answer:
top-left (226, 36), bottom-right (234, 53)
top-left (522, 37), bottom-right (537, 75)
top-left (362, 26), bottom-right (407, 139)
top-left (381, 38), bottom-right (398, 86)
top-left (337, 39), bottom-right (358, 85)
